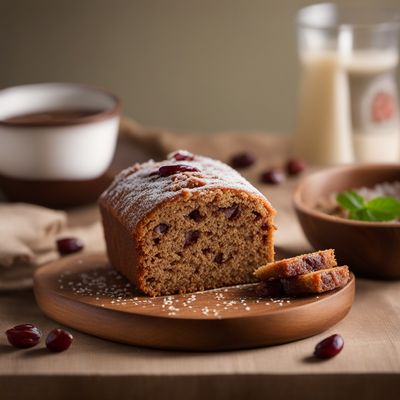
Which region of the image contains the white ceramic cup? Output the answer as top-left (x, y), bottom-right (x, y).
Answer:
top-left (0, 83), bottom-right (120, 180)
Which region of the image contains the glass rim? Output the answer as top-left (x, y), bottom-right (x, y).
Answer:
top-left (297, 2), bottom-right (400, 31)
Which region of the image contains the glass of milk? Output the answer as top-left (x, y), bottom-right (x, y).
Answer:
top-left (295, 3), bottom-right (400, 165)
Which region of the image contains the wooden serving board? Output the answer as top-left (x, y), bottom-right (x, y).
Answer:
top-left (34, 253), bottom-right (355, 351)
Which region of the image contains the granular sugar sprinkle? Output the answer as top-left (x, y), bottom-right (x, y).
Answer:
top-left (57, 262), bottom-right (305, 319)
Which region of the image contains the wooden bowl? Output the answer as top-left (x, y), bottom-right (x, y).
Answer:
top-left (293, 164), bottom-right (400, 280)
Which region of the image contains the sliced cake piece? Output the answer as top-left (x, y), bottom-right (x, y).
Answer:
top-left (254, 249), bottom-right (336, 280)
top-left (281, 266), bottom-right (350, 296)
top-left (254, 266), bottom-right (350, 297)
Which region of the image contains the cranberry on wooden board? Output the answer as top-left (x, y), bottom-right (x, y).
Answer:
top-left (314, 334), bottom-right (344, 359)
top-left (260, 169), bottom-right (284, 185)
top-left (46, 328), bottom-right (73, 352)
top-left (158, 165), bottom-right (199, 177)
top-left (230, 152), bottom-right (256, 169)
top-left (57, 237), bottom-right (84, 256)
top-left (6, 324), bottom-right (42, 348)
top-left (286, 158), bottom-right (306, 176)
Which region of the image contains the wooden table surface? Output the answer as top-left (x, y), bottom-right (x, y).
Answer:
top-left (1, 278), bottom-right (400, 400)
top-left (1, 131), bottom-right (400, 399)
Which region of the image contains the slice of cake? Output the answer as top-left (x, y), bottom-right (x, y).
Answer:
top-left (99, 150), bottom-right (276, 296)
top-left (254, 249), bottom-right (337, 280)
top-left (255, 266), bottom-right (350, 297)
top-left (281, 266), bottom-right (350, 295)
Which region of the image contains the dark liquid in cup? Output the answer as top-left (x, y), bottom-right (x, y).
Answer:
top-left (1, 109), bottom-right (102, 126)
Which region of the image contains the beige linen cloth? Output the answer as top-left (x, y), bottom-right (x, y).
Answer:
top-left (0, 204), bottom-right (104, 290)
top-left (0, 118), bottom-right (309, 290)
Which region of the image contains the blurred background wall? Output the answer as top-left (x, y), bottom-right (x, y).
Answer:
top-left (0, 0), bottom-right (399, 133)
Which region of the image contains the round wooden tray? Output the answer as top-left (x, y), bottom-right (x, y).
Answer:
top-left (34, 253), bottom-right (355, 351)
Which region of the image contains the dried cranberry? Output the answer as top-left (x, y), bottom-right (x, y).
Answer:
top-left (172, 151), bottom-right (194, 161)
top-left (260, 169), bottom-right (284, 184)
top-left (184, 230), bottom-right (200, 247)
top-left (261, 223), bottom-right (269, 230)
top-left (158, 164), bottom-right (199, 177)
top-left (57, 237), bottom-right (84, 256)
top-left (252, 211), bottom-right (262, 221)
top-left (6, 324), bottom-right (42, 348)
top-left (214, 253), bottom-right (224, 264)
top-left (314, 334), bottom-right (344, 359)
top-left (230, 152), bottom-right (256, 169)
top-left (222, 205), bottom-right (240, 220)
top-left (154, 223), bottom-right (169, 234)
top-left (303, 254), bottom-right (323, 270)
top-left (286, 158), bottom-right (305, 176)
top-left (188, 209), bottom-right (203, 222)
top-left (46, 328), bottom-right (73, 352)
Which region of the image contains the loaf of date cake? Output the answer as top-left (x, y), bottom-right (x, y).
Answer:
top-left (99, 150), bottom-right (276, 296)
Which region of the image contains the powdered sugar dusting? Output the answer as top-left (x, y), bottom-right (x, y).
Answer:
top-left (99, 151), bottom-right (272, 230)
top-left (57, 263), bottom-right (300, 320)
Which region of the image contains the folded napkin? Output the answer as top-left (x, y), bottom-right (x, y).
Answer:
top-left (0, 204), bottom-right (66, 289)
top-left (0, 203), bottom-right (105, 290)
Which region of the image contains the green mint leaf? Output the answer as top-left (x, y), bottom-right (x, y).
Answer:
top-left (366, 196), bottom-right (400, 217)
top-left (336, 191), bottom-right (365, 212)
top-left (349, 208), bottom-right (398, 222)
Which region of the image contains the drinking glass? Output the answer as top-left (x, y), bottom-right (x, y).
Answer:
top-left (295, 3), bottom-right (400, 164)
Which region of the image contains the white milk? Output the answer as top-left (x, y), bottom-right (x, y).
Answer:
top-left (295, 50), bottom-right (399, 164)
top-left (294, 51), bottom-right (354, 164)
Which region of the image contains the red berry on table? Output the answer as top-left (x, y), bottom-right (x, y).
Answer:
top-left (230, 152), bottom-right (256, 169)
top-left (314, 334), bottom-right (344, 359)
top-left (6, 324), bottom-right (42, 348)
top-left (260, 168), bottom-right (285, 184)
top-left (46, 328), bottom-right (73, 352)
top-left (56, 237), bottom-right (84, 256)
top-left (286, 158), bottom-right (305, 176)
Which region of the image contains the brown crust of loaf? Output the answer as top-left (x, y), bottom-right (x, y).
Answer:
top-left (254, 249), bottom-right (337, 280)
top-left (281, 266), bottom-right (350, 295)
top-left (100, 202), bottom-right (143, 289)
